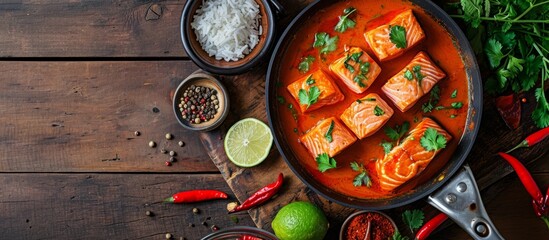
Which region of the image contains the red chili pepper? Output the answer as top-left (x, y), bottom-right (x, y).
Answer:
top-left (237, 235), bottom-right (263, 240)
top-left (415, 212), bottom-right (448, 240)
top-left (506, 127), bottom-right (549, 153)
top-left (163, 190), bottom-right (228, 203)
top-left (229, 173), bottom-right (284, 213)
top-left (498, 152), bottom-right (544, 215)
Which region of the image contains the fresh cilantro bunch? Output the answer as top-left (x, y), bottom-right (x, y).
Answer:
top-left (450, 0), bottom-right (549, 128)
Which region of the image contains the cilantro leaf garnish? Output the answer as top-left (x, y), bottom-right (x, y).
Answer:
top-left (276, 96), bottom-right (285, 104)
top-left (391, 231), bottom-right (409, 240)
top-left (451, 89), bottom-right (458, 98)
top-left (380, 141), bottom-right (393, 154)
top-left (420, 128), bottom-right (447, 151)
top-left (389, 25), bottom-right (407, 49)
top-left (325, 120), bottom-right (334, 143)
top-left (313, 32), bottom-right (338, 54)
top-left (350, 161), bottom-right (372, 187)
top-left (451, 102), bottom-right (464, 109)
top-left (384, 121), bottom-right (410, 142)
top-left (404, 69), bottom-right (413, 80)
top-left (316, 153), bottom-right (337, 172)
top-left (335, 7), bottom-right (357, 33)
top-left (343, 51), bottom-right (370, 88)
top-left (298, 86), bottom-right (321, 109)
top-left (412, 65), bottom-right (424, 84)
top-left (422, 85), bottom-right (441, 113)
top-left (402, 209), bottom-right (425, 233)
top-left (374, 105), bottom-right (385, 116)
top-left (298, 55), bottom-right (315, 73)
top-left (305, 75), bottom-right (315, 85)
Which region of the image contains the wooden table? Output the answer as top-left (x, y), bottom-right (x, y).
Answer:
top-left (0, 1), bottom-right (547, 239)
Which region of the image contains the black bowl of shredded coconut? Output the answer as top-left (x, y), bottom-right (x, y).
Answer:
top-left (181, 0), bottom-right (280, 75)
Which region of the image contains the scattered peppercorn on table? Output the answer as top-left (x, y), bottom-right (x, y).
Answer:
top-left (0, 1), bottom-right (547, 239)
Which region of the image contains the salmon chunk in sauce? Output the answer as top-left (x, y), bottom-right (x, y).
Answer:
top-left (300, 117), bottom-right (357, 158)
top-left (329, 47), bottom-right (382, 94)
top-left (382, 51), bottom-right (446, 112)
top-left (287, 69), bottom-right (344, 113)
top-left (375, 118), bottom-right (452, 191)
top-left (340, 93), bottom-right (394, 139)
top-left (364, 9), bottom-right (425, 61)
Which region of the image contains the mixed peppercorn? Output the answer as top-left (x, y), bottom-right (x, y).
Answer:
top-left (178, 85), bottom-right (220, 124)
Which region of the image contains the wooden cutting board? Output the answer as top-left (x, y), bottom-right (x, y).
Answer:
top-left (197, 67), bottom-right (547, 238)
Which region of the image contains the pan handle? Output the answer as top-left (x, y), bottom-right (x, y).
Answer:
top-left (427, 166), bottom-right (504, 240)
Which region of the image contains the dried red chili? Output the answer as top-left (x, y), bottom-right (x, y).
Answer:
top-left (229, 173), bottom-right (284, 213)
top-left (163, 190), bottom-right (228, 203)
top-left (415, 212), bottom-right (448, 240)
top-left (506, 127), bottom-right (549, 153)
top-left (495, 94), bottom-right (521, 130)
top-left (345, 212), bottom-right (395, 240)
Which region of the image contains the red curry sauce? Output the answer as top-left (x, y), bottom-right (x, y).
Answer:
top-left (275, 0), bottom-right (469, 199)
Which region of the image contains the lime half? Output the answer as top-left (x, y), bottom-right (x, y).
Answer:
top-left (224, 118), bottom-right (273, 167)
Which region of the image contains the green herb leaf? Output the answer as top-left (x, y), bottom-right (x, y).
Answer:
top-left (325, 120), bottom-right (335, 143)
top-left (298, 86), bottom-right (321, 109)
top-left (532, 88), bottom-right (549, 128)
top-left (353, 172), bottom-right (372, 187)
top-left (305, 75), bottom-right (315, 85)
top-left (276, 96), bottom-right (285, 104)
top-left (485, 39), bottom-right (504, 68)
top-left (384, 122), bottom-right (410, 141)
top-left (354, 74), bottom-right (366, 88)
top-left (459, 0), bottom-right (482, 28)
top-left (404, 69), bottom-right (413, 80)
top-left (451, 89), bottom-right (458, 98)
top-left (451, 102), bottom-right (464, 109)
top-left (391, 231), bottom-right (409, 240)
top-left (380, 141), bottom-right (393, 154)
top-left (389, 25), bottom-right (407, 49)
top-left (420, 128), bottom-right (447, 151)
top-left (374, 105), bottom-right (385, 116)
top-left (316, 153), bottom-right (337, 173)
top-left (422, 85), bottom-right (441, 113)
top-left (402, 209), bottom-right (425, 233)
top-left (335, 7), bottom-right (357, 33)
top-left (350, 161), bottom-right (361, 171)
top-left (412, 65), bottom-right (424, 84)
top-left (313, 32), bottom-right (338, 54)
top-left (298, 56), bottom-right (315, 73)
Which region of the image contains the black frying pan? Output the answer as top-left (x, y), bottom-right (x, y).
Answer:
top-left (265, 0), bottom-right (502, 239)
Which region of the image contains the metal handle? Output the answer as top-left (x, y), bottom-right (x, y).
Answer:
top-left (427, 166), bottom-right (504, 240)
top-left (266, 0), bottom-right (286, 16)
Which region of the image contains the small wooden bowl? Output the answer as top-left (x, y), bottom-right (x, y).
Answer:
top-left (173, 71), bottom-right (229, 131)
top-left (181, 0), bottom-right (276, 75)
top-left (339, 210), bottom-right (399, 240)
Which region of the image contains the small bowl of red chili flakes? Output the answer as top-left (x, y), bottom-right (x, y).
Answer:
top-left (340, 210), bottom-right (398, 240)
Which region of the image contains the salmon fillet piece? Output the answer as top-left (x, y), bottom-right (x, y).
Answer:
top-left (382, 51), bottom-right (446, 112)
top-left (287, 69), bottom-right (344, 113)
top-left (364, 9), bottom-right (425, 61)
top-left (375, 118), bottom-right (452, 191)
top-left (300, 117), bottom-right (357, 158)
top-left (340, 93), bottom-right (394, 139)
top-left (328, 47), bottom-right (382, 94)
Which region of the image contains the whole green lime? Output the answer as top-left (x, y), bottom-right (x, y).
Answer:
top-left (271, 201), bottom-right (329, 240)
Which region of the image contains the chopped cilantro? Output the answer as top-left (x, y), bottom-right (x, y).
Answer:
top-left (451, 89), bottom-right (458, 98)
top-left (335, 7), bottom-right (357, 33)
top-left (374, 105), bottom-right (385, 116)
top-left (287, 104), bottom-right (298, 120)
top-left (305, 75), bottom-right (315, 85)
top-left (276, 96), bottom-right (285, 104)
top-left (402, 209), bottom-right (425, 233)
top-left (298, 86), bottom-right (321, 109)
top-left (451, 102), bottom-right (463, 109)
top-left (422, 85), bottom-right (441, 113)
top-left (298, 55), bottom-right (315, 73)
top-left (313, 32), bottom-right (338, 54)
top-left (343, 50), bottom-right (370, 88)
top-left (420, 128), bottom-right (447, 151)
top-left (350, 161), bottom-right (372, 187)
top-left (316, 153), bottom-right (337, 172)
top-left (450, 114), bottom-right (457, 118)
top-left (380, 141), bottom-right (393, 154)
top-left (325, 120), bottom-right (334, 143)
top-left (391, 231), bottom-right (409, 240)
top-left (384, 121), bottom-right (410, 142)
top-left (389, 25), bottom-right (407, 49)
top-left (404, 69), bottom-right (413, 80)
top-left (412, 65), bottom-right (424, 84)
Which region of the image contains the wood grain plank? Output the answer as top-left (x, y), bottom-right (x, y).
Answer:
top-left (0, 173), bottom-right (254, 240)
top-left (0, 1), bottom-right (187, 58)
top-left (0, 61), bottom-right (216, 172)
top-left (0, 0), bottom-right (312, 58)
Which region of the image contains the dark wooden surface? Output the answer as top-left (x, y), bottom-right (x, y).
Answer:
top-left (0, 0), bottom-right (547, 240)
